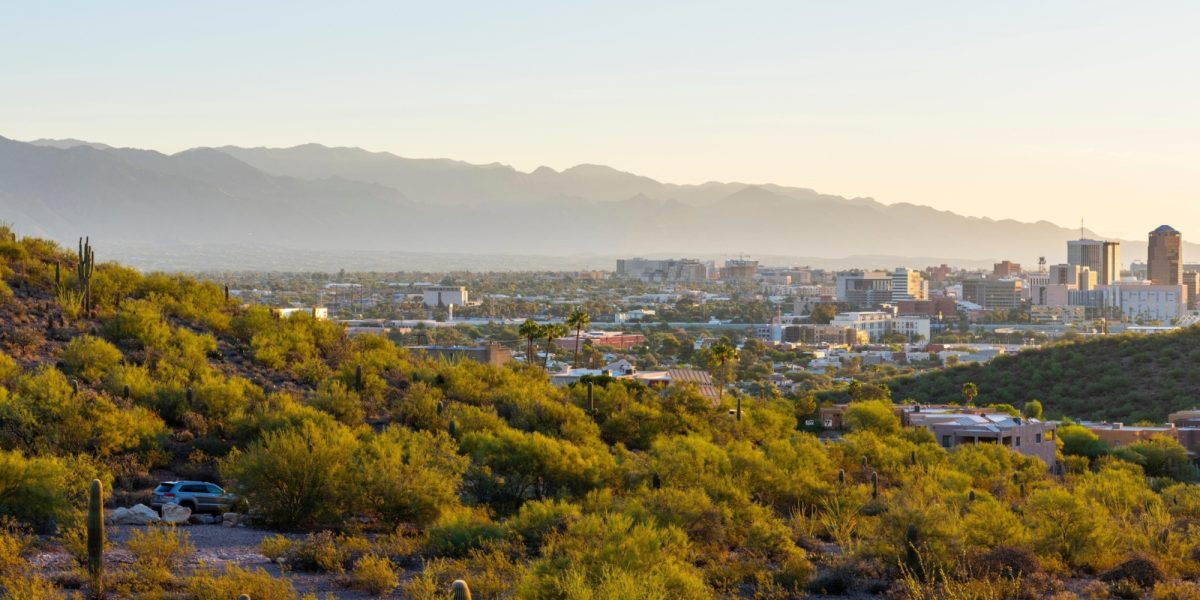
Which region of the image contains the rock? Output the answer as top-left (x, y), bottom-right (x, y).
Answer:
top-left (161, 502), bottom-right (191, 525)
top-left (188, 514), bottom-right (218, 525)
top-left (109, 504), bottom-right (161, 525)
top-left (222, 512), bottom-right (240, 526)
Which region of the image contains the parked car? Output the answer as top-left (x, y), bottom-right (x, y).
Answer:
top-left (150, 481), bottom-right (239, 515)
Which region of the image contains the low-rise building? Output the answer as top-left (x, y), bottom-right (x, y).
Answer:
top-left (555, 331), bottom-right (646, 351)
top-left (832, 311), bottom-right (892, 342)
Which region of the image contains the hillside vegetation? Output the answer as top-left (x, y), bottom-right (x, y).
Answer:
top-left (5, 225), bottom-right (1200, 598)
top-left (884, 330), bottom-right (1200, 423)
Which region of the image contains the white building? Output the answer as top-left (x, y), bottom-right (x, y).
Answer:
top-left (832, 311), bottom-right (893, 342)
top-left (892, 268), bottom-right (928, 301)
top-left (1116, 284), bottom-right (1187, 323)
top-left (892, 316), bottom-right (931, 342)
top-left (423, 286), bottom-right (469, 308)
top-left (274, 307), bottom-right (329, 320)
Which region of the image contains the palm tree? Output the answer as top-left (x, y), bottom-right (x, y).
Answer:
top-left (519, 319), bottom-right (542, 364)
top-left (962, 382), bottom-right (979, 406)
top-left (543, 323), bottom-right (568, 371)
top-left (709, 340), bottom-right (738, 401)
top-left (566, 309), bottom-right (591, 369)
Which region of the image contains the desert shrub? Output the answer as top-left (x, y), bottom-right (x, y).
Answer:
top-left (223, 419), bottom-right (358, 529)
top-left (186, 564), bottom-right (298, 600)
top-left (125, 525), bottom-right (195, 586)
top-left (516, 512), bottom-right (710, 599)
top-left (1027, 488), bottom-right (1105, 568)
top-left (507, 498), bottom-right (582, 551)
top-left (349, 554), bottom-right (399, 597)
top-left (60, 335), bottom-right (122, 384)
top-left (269, 531), bottom-right (370, 574)
top-left (0, 353), bottom-right (17, 387)
top-left (350, 426), bottom-right (467, 527)
top-left (425, 507), bottom-right (507, 558)
top-left (1102, 554), bottom-right (1167, 588)
top-left (0, 573), bottom-right (62, 598)
top-left (307, 379), bottom-right (364, 425)
top-left (1153, 580), bottom-right (1200, 600)
top-left (0, 451), bottom-right (99, 524)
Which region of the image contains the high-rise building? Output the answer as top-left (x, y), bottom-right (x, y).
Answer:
top-left (961, 277), bottom-right (1023, 310)
top-left (835, 271), bottom-right (893, 308)
top-left (1148, 225), bottom-right (1183, 286)
top-left (1184, 272), bottom-right (1199, 310)
top-left (891, 268), bottom-right (927, 301)
top-left (1100, 241), bottom-right (1120, 285)
top-left (1066, 239), bottom-right (1120, 285)
top-left (1068, 239), bottom-right (1104, 274)
top-left (721, 259), bottom-right (759, 282)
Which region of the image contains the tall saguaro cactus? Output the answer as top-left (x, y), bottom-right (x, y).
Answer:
top-left (87, 479), bottom-right (104, 585)
top-left (77, 237), bottom-right (95, 317)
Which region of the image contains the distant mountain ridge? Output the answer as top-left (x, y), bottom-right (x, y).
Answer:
top-left (0, 135), bottom-right (1185, 270)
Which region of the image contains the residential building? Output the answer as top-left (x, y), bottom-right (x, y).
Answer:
top-left (1148, 225), bottom-right (1183, 285)
top-left (819, 404), bottom-right (1058, 466)
top-left (891, 268), bottom-right (928, 301)
top-left (961, 277), bottom-right (1022, 310)
top-left (907, 408), bottom-right (1058, 466)
top-left (836, 271), bottom-right (893, 308)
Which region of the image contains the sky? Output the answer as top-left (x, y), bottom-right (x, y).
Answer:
top-left (3, 1), bottom-right (1200, 240)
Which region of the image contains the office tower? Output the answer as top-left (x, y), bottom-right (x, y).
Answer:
top-left (1100, 241), bottom-right (1120, 285)
top-left (891, 268), bottom-right (926, 301)
top-left (1068, 239), bottom-right (1104, 274)
top-left (1148, 225), bottom-right (1183, 285)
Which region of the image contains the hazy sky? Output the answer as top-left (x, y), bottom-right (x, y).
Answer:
top-left (4, 1), bottom-right (1199, 239)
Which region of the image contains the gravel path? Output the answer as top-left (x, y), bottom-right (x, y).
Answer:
top-left (32, 524), bottom-right (386, 598)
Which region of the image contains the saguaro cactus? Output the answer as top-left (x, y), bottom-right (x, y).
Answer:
top-left (451, 579), bottom-right (473, 600)
top-left (871, 471), bottom-right (879, 500)
top-left (355, 364), bottom-right (363, 391)
top-left (587, 381), bottom-right (595, 415)
top-left (77, 237), bottom-right (95, 317)
top-left (87, 479), bottom-right (104, 582)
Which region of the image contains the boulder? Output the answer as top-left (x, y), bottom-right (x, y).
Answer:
top-left (188, 514), bottom-right (218, 525)
top-left (161, 502), bottom-right (191, 525)
top-left (221, 512), bottom-right (240, 526)
top-left (109, 504), bottom-right (161, 525)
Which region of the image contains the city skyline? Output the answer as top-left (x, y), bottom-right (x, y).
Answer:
top-left (5, 2), bottom-right (1200, 239)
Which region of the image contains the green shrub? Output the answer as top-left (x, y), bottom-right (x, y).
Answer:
top-left (350, 427), bottom-right (467, 527)
top-left (425, 507), bottom-right (507, 558)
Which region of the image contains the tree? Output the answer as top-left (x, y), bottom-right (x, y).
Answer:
top-left (1057, 424), bottom-right (1108, 459)
top-left (519, 320), bottom-right (543, 365)
top-left (843, 400), bottom-right (900, 434)
top-left (708, 341), bottom-right (738, 400)
top-left (566, 309), bottom-right (591, 369)
top-left (961, 382), bottom-right (978, 405)
top-left (542, 323), bottom-right (568, 371)
top-left (809, 304), bottom-right (837, 325)
top-left (1022, 400), bottom-right (1043, 420)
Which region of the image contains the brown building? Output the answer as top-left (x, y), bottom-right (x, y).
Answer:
top-left (962, 277), bottom-right (1022, 310)
top-left (1184, 272), bottom-right (1200, 310)
top-left (556, 332), bottom-right (646, 351)
top-left (896, 297), bottom-right (958, 319)
top-left (1148, 225), bottom-right (1183, 285)
top-left (926, 264), bottom-right (952, 285)
top-left (993, 261), bottom-right (1022, 277)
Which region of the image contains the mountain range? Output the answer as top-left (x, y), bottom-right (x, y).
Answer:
top-left (0, 135), bottom-right (1185, 271)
